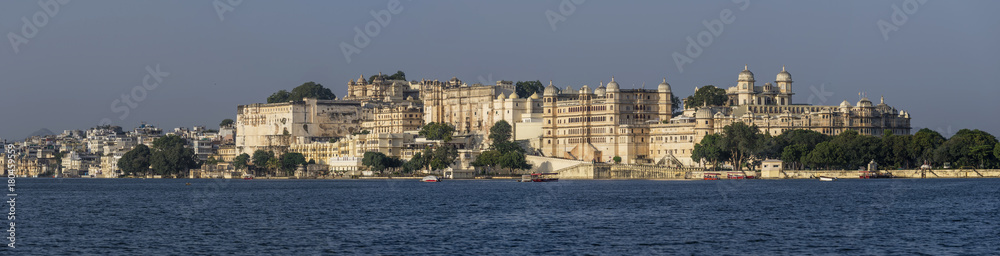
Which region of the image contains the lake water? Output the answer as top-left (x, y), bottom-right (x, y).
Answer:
top-left (7, 178), bottom-right (1000, 255)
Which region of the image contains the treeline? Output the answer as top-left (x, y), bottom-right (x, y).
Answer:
top-left (118, 135), bottom-right (200, 177)
top-left (693, 122), bottom-right (1000, 170)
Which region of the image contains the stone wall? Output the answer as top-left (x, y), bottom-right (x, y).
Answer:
top-left (764, 169), bottom-right (1000, 179)
top-left (525, 155), bottom-right (588, 173)
top-left (555, 163), bottom-right (700, 180)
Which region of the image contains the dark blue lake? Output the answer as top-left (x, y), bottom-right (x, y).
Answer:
top-left (7, 178), bottom-right (1000, 255)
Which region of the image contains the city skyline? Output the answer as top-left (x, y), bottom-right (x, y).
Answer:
top-left (3, 1), bottom-right (999, 139)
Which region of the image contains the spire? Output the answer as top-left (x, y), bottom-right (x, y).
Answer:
top-left (611, 76), bottom-right (615, 82)
top-left (663, 77), bottom-right (667, 83)
top-left (549, 80), bottom-right (553, 86)
top-left (744, 64), bottom-right (748, 70)
top-left (782, 65), bottom-right (786, 71)
top-left (881, 95), bottom-right (884, 104)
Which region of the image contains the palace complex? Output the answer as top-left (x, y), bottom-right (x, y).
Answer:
top-left (234, 66), bottom-right (912, 168)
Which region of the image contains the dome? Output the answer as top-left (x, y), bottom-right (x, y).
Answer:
top-left (530, 92), bottom-right (541, 99)
top-left (509, 92), bottom-right (519, 99)
top-left (657, 78), bottom-right (672, 93)
top-left (606, 76), bottom-right (620, 91)
top-left (776, 66), bottom-right (792, 82)
top-left (497, 93), bottom-right (505, 100)
top-left (857, 98), bottom-right (872, 107)
top-left (543, 81), bottom-right (559, 96)
top-left (840, 100), bottom-right (851, 108)
top-left (565, 85), bottom-right (573, 92)
top-left (594, 83), bottom-right (606, 95)
top-left (357, 74), bottom-right (367, 84)
top-left (695, 108), bottom-right (713, 119)
top-left (579, 85), bottom-right (591, 94)
top-left (738, 65), bottom-right (755, 81)
top-left (348, 79), bottom-right (356, 85)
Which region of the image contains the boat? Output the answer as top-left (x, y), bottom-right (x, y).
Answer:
top-left (819, 176), bottom-right (836, 181)
top-left (421, 175), bottom-right (440, 182)
top-left (703, 173), bottom-right (721, 180)
top-left (242, 173), bottom-right (254, 180)
top-left (530, 173), bottom-right (558, 182)
top-left (859, 170), bottom-right (892, 179)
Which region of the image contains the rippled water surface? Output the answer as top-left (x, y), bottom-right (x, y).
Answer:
top-left (9, 178), bottom-right (1000, 255)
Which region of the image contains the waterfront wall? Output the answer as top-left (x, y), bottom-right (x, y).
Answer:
top-left (557, 163), bottom-right (701, 180)
top-left (763, 169), bottom-right (1000, 179)
top-left (526, 155), bottom-right (588, 173)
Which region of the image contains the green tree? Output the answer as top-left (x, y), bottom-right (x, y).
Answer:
top-left (692, 134), bottom-right (729, 170)
top-left (498, 151), bottom-right (532, 174)
top-left (388, 70), bottom-right (406, 81)
top-left (251, 150), bottom-right (273, 176)
top-left (683, 85), bottom-right (727, 108)
top-left (995, 142), bottom-right (1000, 162)
top-left (910, 128), bottom-right (945, 164)
top-left (220, 118), bottom-right (234, 128)
top-left (205, 156), bottom-right (220, 166)
top-left (150, 135), bottom-right (199, 177)
top-left (671, 95), bottom-right (683, 116)
top-left (279, 152), bottom-right (307, 175)
top-left (267, 90), bottom-right (292, 103)
top-left (362, 151), bottom-right (403, 173)
top-left (803, 141), bottom-right (839, 170)
top-left (612, 156), bottom-right (622, 164)
top-left (780, 144), bottom-right (809, 170)
top-left (419, 122), bottom-right (455, 141)
top-left (233, 153), bottom-right (250, 171)
top-left (515, 80), bottom-right (544, 98)
top-left (118, 144), bottom-right (151, 177)
top-left (882, 130), bottom-right (914, 169)
top-left (720, 122), bottom-right (765, 171)
top-left (934, 129), bottom-right (998, 168)
top-left (267, 82), bottom-right (337, 103)
top-left (430, 146), bottom-right (458, 170)
top-left (489, 120), bottom-right (513, 146)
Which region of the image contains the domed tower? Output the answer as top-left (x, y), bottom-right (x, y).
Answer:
top-left (775, 66), bottom-right (794, 105)
top-left (693, 108), bottom-right (715, 141)
top-left (736, 65), bottom-right (755, 105)
top-left (657, 77), bottom-right (673, 122)
top-left (542, 81), bottom-right (560, 157)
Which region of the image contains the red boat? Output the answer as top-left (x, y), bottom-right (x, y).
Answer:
top-left (859, 170), bottom-right (891, 179)
top-left (703, 173), bottom-right (720, 180)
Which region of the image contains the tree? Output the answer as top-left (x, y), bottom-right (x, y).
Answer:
top-left (118, 144), bottom-right (151, 177)
top-left (279, 152), bottom-right (307, 175)
top-left (882, 130), bottom-right (913, 169)
top-left (149, 135), bottom-right (199, 177)
top-left (430, 146), bottom-right (458, 170)
top-left (267, 90), bottom-right (292, 103)
top-left (720, 122), bottom-right (765, 171)
top-left (934, 129), bottom-right (998, 168)
top-left (671, 95), bottom-right (683, 117)
top-left (419, 122), bottom-right (455, 141)
top-left (220, 119), bottom-right (234, 128)
top-left (362, 151), bottom-right (403, 173)
top-left (267, 82), bottom-right (337, 103)
top-left (692, 134), bottom-right (728, 170)
top-left (489, 120), bottom-right (512, 145)
top-left (612, 156), bottom-right (622, 164)
top-left (995, 142), bottom-right (1000, 162)
top-left (251, 150), bottom-right (273, 176)
top-left (233, 153), bottom-right (250, 171)
top-left (910, 128), bottom-right (945, 164)
top-left (515, 80), bottom-right (544, 98)
top-left (368, 71), bottom-right (405, 83)
top-left (803, 141), bottom-right (839, 170)
top-left (780, 144), bottom-right (809, 170)
top-left (205, 156), bottom-right (220, 166)
top-left (684, 85), bottom-right (727, 108)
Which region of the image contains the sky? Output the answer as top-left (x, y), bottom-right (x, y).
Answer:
top-left (2, 0), bottom-right (998, 140)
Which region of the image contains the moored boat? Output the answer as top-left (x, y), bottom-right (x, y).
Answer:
top-left (703, 173), bottom-right (721, 180)
top-left (243, 174), bottom-right (254, 180)
top-left (530, 173), bottom-right (558, 182)
top-left (421, 175), bottom-right (440, 182)
top-left (819, 176), bottom-right (836, 181)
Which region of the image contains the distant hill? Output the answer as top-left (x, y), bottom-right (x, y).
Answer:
top-left (27, 128), bottom-right (56, 138)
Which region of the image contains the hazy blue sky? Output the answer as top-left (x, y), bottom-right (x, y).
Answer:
top-left (2, 0), bottom-right (998, 140)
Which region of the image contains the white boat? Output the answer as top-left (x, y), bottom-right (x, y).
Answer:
top-left (819, 176), bottom-right (836, 181)
top-left (421, 175), bottom-right (440, 182)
